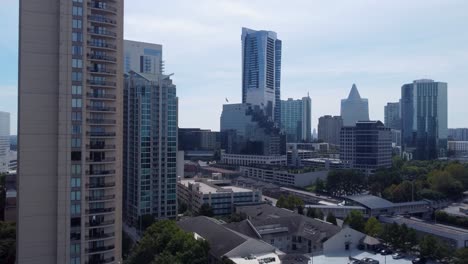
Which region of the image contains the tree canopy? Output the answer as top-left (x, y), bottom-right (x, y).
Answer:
top-left (276, 195), bottom-right (304, 211)
top-left (344, 210), bottom-right (365, 232)
top-left (0, 221), bottom-right (15, 264)
top-left (326, 170), bottom-right (366, 196)
top-left (125, 220), bottom-right (209, 264)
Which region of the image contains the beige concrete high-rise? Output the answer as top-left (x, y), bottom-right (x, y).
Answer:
top-left (18, 1), bottom-right (123, 263)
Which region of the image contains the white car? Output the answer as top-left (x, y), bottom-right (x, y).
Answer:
top-left (392, 253), bottom-right (405, 259)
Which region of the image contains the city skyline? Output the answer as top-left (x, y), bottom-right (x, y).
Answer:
top-left (3, 1), bottom-right (468, 134)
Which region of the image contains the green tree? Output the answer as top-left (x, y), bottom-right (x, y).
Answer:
top-left (455, 248), bottom-right (468, 264)
top-left (419, 235), bottom-right (438, 259)
top-left (326, 212), bottom-right (337, 225)
top-left (306, 208), bottom-right (317, 218)
top-left (445, 163), bottom-right (468, 189)
top-left (315, 178), bottom-right (326, 193)
top-left (125, 220), bottom-right (209, 264)
top-left (276, 195), bottom-right (304, 211)
top-left (344, 210), bottom-right (365, 232)
top-left (326, 170), bottom-right (366, 196)
top-left (364, 217), bottom-right (382, 237)
top-left (198, 203), bottom-right (214, 217)
top-left (428, 170), bottom-right (464, 199)
top-left (0, 221), bottom-right (16, 264)
top-left (138, 214), bottom-right (155, 231)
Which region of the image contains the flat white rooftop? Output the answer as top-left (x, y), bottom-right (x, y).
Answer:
top-left (311, 250), bottom-right (416, 264)
top-left (180, 179), bottom-right (254, 194)
top-left (230, 252), bottom-right (281, 264)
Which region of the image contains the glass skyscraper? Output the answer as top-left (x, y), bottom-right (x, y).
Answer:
top-left (241, 27), bottom-right (282, 124)
top-left (384, 101), bottom-right (401, 130)
top-left (401, 79), bottom-right (448, 160)
top-left (280, 96), bottom-right (312, 143)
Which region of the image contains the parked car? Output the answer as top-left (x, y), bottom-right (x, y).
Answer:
top-left (380, 249), bottom-right (393, 255)
top-left (392, 253), bottom-right (405, 259)
top-left (361, 258), bottom-right (379, 264)
top-left (412, 257), bottom-right (426, 264)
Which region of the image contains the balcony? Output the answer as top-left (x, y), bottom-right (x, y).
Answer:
top-left (87, 93), bottom-right (116, 100)
top-left (86, 131), bottom-right (116, 138)
top-left (86, 194), bottom-right (115, 202)
top-left (86, 170), bottom-right (116, 176)
top-left (89, 1), bottom-right (118, 14)
top-left (88, 28), bottom-right (117, 38)
top-left (89, 54), bottom-right (116, 63)
top-left (86, 182), bottom-right (116, 189)
top-left (88, 15), bottom-right (117, 26)
top-left (88, 41), bottom-right (117, 50)
top-left (86, 219), bottom-right (115, 228)
top-left (87, 118), bottom-right (116, 125)
top-left (86, 144), bottom-right (116, 150)
top-left (86, 105), bottom-right (116, 112)
top-left (85, 244), bottom-right (115, 254)
top-left (85, 157), bottom-right (116, 164)
top-left (86, 232), bottom-right (115, 241)
top-left (88, 67), bottom-right (116, 75)
top-left (85, 207), bottom-right (115, 215)
top-left (86, 257), bottom-right (115, 264)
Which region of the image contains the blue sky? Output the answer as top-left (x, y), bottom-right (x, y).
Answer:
top-left (2, 0), bottom-right (468, 134)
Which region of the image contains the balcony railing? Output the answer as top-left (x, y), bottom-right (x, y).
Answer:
top-left (86, 132), bottom-right (116, 137)
top-left (87, 118), bottom-right (116, 125)
top-left (86, 195), bottom-right (115, 202)
top-left (88, 28), bottom-right (117, 37)
top-left (86, 219), bottom-right (115, 228)
top-left (86, 256), bottom-right (115, 264)
top-left (88, 67), bottom-right (116, 75)
top-left (88, 41), bottom-right (117, 50)
top-left (88, 15), bottom-right (117, 25)
top-left (89, 54), bottom-right (116, 63)
top-left (87, 93), bottom-right (116, 99)
top-left (86, 232), bottom-right (115, 240)
top-left (86, 105), bottom-right (116, 112)
top-left (85, 244), bottom-right (115, 254)
top-left (85, 157), bottom-right (116, 163)
top-left (86, 182), bottom-right (116, 189)
top-left (86, 144), bottom-right (116, 150)
top-left (85, 207), bottom-right (115, 215)
top-left (89, 1), bottom-right (118, 13)
top-left (86, 170), bottom-right (116, 176)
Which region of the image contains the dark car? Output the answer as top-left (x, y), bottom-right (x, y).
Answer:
top-left (412, 257), bottom-right (426, 264)
top-left (361, 258), bottom-right (379, 264)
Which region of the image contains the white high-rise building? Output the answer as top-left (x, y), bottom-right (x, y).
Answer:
top-left (340, 84), bottom-right (369, 126)
top-left (0, 111), bottom-right (10, 173)
top-left (124, 40), bottom-right (163, 74)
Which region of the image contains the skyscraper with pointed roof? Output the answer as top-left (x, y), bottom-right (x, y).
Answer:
top-left (340, 84), bottom-right (370, 126)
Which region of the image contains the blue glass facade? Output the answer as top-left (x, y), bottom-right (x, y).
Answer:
top-left (241, 27), bottom-right (282, 125)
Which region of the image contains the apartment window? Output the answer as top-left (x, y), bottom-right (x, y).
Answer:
top-left (72, 112), bottom-right (81, 121)
top-left (71, 204), bottom-right (81, 214)
top-left (71, 257), bottom-right (80, 264)
top-left (71, 191), bottom-right (81, 201)
top-left (72, 32), bottom-right (82, 42)
top-left (70, 244), bottom-right (81, 255)
top-left (72, 72), bottom-right (82, 81)
top-left (72, 46), bottom-right (82, 56)
top-left (72, 125), bottom-right (81, 135)
top-left (71, 164), bottom-right (81, 175)
top-left (73, 0), bottom-right (83, 2)
top-left (71, 178), bottom-right (81, 188)
top-left (71, 138), bottom-right (81, 148)
top-left (72, 19), bottom-right (82, 29)
top-left (72, 98), bottom-right (82, 108)
top-left (72, 59), bottom-right (82, 68)
top-left (72, 85), bottom-right (82, 95)
top-left (71, 151), bottom-right (81, 161)
top-left (72, 6), bottom-right (82, 16)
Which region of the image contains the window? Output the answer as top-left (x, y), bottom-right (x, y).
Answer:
top-left (72, 98), bottom-right (82, 108)
top-left (71, 151), bottom-right (81, 161)
top-left (70, 244), bottom-right (81, 255)
top-left (71, 165), bottom-right (81, 175)
top-left (71, 204), bottom-right (81, 214)
top-left (71, 178), bottom-right (81, 188)
top-left (72, 19), bottom-right (82, 29)
top-left (71, 138), bottom-right (81, 148)
top-left (72, 32), bottom-right (82, 42)
top-left (71, 191), bottom-right (81, 201)
top-left (72, 6), bottom-right (82, 16)
top-left (72, 59), bottom-right (82, 68)
top-left (72, 112), bottom-right (82, 121)
top-left (72, 125), bottom-right (81, 135)
top-left (72, 46), bottom-right (82, 56)
top-left (72, 85), bottom-right (82, 95)
top-left (71, 257), bottom-right (80, 264)
top-left (72, 72), bottom-right (82, 81)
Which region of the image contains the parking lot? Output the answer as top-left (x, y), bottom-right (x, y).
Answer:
top-left (310, 250), bottom-right (419, 264)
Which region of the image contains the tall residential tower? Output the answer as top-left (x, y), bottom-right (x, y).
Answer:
top-left (0, 111), bottom-right (10, 173)
top-left (401, 79), bottom-right (448, 160)
top-left (18, 1), bottom-right (123, 263)
top-left (280, 96), bottom-right (312, 143)
top-left (384, 101), bottom-right (401, 130)
top-left (241, 27), bottom-right (282, 124)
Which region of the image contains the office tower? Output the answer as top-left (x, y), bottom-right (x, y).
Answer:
top-left (401, 79), bottom-right (448, 160)
top-left (340, 84), bottom-right (369, 126)
top-left (0, 111), bottom-right (10, 173)
top-left (241, 27), bottom-right (282, 124)
top-left (178, 128), bottom-right (220, 151)
top-left (124, 71), bottom-right (178, 228)
top-left (340, 121), bottom-right (392, 174)
top-left (124, 40), bottom-right (163, 74)
top-left (318, 115), bottom-right (343, 146)
top-left (220, 103), bottom-right (285, 156)
top-left (448, 128), bottom-right (468, 141)
top-left (18, 1), bottom-right (123, 263)
top-left (280, 96), bottom-right (312, 143)
top-left (384, 101), bottom-right (401, 130)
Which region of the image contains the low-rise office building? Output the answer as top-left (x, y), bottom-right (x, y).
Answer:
top-left (302, 158), bottom-right (344, 170)
top-left (178, 176), bottom-right (262, 215)
top-left (240, 165), bottom-right (328, 187)
top-left (221, 153), bottom-right (287, 166)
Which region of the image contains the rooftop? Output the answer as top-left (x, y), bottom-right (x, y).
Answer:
top-left (345, 195), bottom-right (394, 209)
top-left (179, 179), bottom-right (255, 194)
